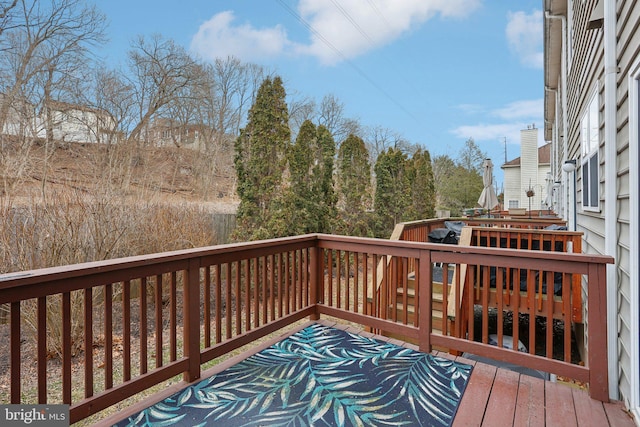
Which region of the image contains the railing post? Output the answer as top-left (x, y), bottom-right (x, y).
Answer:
top-left (587, 262), bottom-right (609, 402)
top-left (183, 259), bottom-right (201, 383)
top-left (309, 245), bottom-right (320, 320)
top-left (418, 250), bottom-right (432, 353)
top-left (10, 301), bottom-right (20, 404)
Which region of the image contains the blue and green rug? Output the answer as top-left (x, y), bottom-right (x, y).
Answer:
top-left (116, 324), bottom-right (472, 426)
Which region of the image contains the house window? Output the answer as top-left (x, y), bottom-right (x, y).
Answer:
top-left (508, 200), bottom-right (519, 209)
top-left (162, 130), bottom-right (170, 139)
top-left (581, 91), bottom-right (600, 211)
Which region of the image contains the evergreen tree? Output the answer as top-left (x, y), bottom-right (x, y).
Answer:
top-left (407, 149), bottom-right (436, 221)
top-left (314, 124), bottom-right (338, 233)
top-left (286, 120), bottom-right (315, 235)
top-left (432, 138), bottom-right (485, 216)
top-left (373, 148), bottom-right (410, 238)
top-left (336, 134), bottom-right (372, 237)
top-left (286, 121), bottom-right (336, 235)
top-left (234, 76), bottom-right (290, 240)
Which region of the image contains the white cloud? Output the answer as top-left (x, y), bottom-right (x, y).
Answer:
top-left (190, 1), bottom-right (482, 65)
top-left (492, 99), bottom-right (542, 120)
top-left (297, 0), bottom-right (482, 65)
top-left (451, 98), bottom-right (543, 146)
top-left (452, 122), bottom-right (544, 147)
top-left (452, 123), bottom-right (521, 142)
top-left (505, 9), bottom-right (543, 69)
top-left (190, 11), bottom-right (294, 62)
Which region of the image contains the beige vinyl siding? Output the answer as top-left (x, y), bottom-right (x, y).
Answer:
top-left (614, 0), bottom-right (639, 406)
top-left (547, 0), bottom-right (640, 407)
top-left (618, 283), bottom-right (632, 401)
top-left (565, 0), bottom-right (605, 242)
top-left (567, 0), bottom-right (613, 399)
top-left (566, 0), bottom-right (604, 235)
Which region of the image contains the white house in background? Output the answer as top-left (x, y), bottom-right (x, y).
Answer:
top-left (147, 118), bottom-right (207, 151)
top-left (501, 127), bottom-right (551, 212)
top-left (0, 94), bottom-right (36, 137)
top-left (544, 0), bottom-right (639, 419)
top-left (37, 101), bottom-right (117, 144)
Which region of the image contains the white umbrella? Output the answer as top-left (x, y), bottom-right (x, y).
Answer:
top-left (477, 158), bottom-right (499, 213)
top-left (545, 172), bottom-right (553, 210)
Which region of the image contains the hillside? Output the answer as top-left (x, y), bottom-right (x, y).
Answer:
top-left (1, 139), bottom-right (239, 213)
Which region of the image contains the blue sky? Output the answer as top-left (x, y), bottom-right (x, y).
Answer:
top-left (98, 0), bottom-right (544, 189)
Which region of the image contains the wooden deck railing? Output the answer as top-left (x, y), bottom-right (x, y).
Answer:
top-left (393, 217), bottom-right (567, 243)
top-left (0, 233), bottom-right (612, 424)
top-left (457, 226), bottom-right (584, 322)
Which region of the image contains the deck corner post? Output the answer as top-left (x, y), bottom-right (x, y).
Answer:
top-left (418, 250), bottom-right (432, 354)
top-left (309, 245), bottom-right (320, 320)
top-left (587, 263), bottom-right (609, 402)
top-left (183, 259), bottom-right (202, 383)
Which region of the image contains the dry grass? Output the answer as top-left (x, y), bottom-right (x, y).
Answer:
top-left (1, 137), bottom-right (237, 203)
top-left (1, 140), bottom-right (239, 274)
top-left (0, 139), bottom-right (243, 424)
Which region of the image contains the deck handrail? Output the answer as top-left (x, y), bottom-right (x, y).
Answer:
top-left (447, 226), bottom-right (585, 324)
top-left (0, 233), bottom-right (612, 424)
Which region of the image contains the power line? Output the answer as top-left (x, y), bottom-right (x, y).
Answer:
top-left (275, 0), bottom-right (421, 124)
top-left (365, 0), bottom-right (392, 30)
top-left (329, 0), bottom-right (375, 47)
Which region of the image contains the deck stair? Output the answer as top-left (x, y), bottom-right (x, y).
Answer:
top-left (386, 265), bottom-right (454, 342)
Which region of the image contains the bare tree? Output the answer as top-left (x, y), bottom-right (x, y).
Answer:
top-left (318, 94), bottom-right (361, 145)
top-left (81, 68), bottom-right (137, 187)
top-left (287, 92), bottom-right (361, 145)
top-left (364, 125), bottom-right (413, 164)
top-left (0, 0), bottom-right (106, 194)
top-left (0, 0), bottom-right (105, 132)
top-left (92, 68), bottom-right (136, 146)
top-left (209, 56), bottom-right (266, 138)
top-left (185, 57), bottom-right (267, 197)
top-left (125, 34), bottom-right (201, 148)
top-left (287, 92), bottom-right (316, 138)
top-left (0, 0), bottom-right (19, 39)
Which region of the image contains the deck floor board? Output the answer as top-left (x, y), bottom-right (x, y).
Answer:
top-left (573, 387), bottom-right (611, 427)
top-left (513, 374), bottom-right (545, 427)
top-left (452, 361), bottom-right (496, 427)
top-left (545, 380), bottom-right (578, 426)
top-left (482, 368), bottom-right (520, 427)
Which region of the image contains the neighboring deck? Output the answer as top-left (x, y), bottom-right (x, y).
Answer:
top-left (97, 320), bottom-right (635, 427)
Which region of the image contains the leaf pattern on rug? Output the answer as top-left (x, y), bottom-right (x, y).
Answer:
top-left (115, 324), bottom-right (472, 427)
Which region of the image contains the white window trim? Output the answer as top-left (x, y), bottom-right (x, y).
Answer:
top-left (580, 89), bottom-right (600, 212)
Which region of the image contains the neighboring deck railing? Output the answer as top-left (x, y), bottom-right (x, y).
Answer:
top-left (457, 226), bottom-right (584, 322)
top-left (393, 217), bottom-right (567, 243)
top-left (0, 233), bottom-right (612, 424)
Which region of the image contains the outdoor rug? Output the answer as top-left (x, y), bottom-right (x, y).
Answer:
top-left (115, 324), bottom-right (473, 427)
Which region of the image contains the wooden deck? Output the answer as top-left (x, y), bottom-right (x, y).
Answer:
top-left (95, 320), bottom-right (635, 427)
top-left (448, 354), bottom-right (633, 427)
top-left (371, 327), bottom-right (634, 427)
